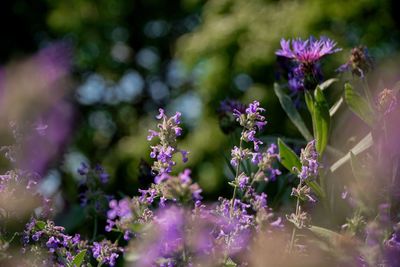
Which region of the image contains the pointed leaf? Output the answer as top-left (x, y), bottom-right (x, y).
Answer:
top-left (329, 97), bottom-right (343, 117)
top-left (274, 83), bottom-right (313, 141)
top-left (278, 138), bottom-right (301, 174)
top-left (319, 78), bottom-right (339, 91)
top-left (313, 87), bottom-right (330, 155)
top-left (305, 91), bottom-right (314, 114)
top-left (330, 132), bottom-right (373, 172)
top-left (309, 225), bottom-right (341, 243)
top-left (306, 180), bottom-right (325, 199)
top-left (69, 249), bottom-right (87, 267)
top-left (344, 83), bottom-right (375, 126)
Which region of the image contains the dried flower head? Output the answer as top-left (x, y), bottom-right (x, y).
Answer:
top-left (338, 45), bottom-right (373, 77)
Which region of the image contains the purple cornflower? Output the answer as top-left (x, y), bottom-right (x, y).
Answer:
top-left (276, 36), bottom-right (341, 92)
top-left (276, 37), bottom-right (340, 63)
top-left (148, 108), bottom-right (188, 183)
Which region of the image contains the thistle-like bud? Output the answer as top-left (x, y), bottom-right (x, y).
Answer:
top-left (338, 46), bottom-right (373, 78)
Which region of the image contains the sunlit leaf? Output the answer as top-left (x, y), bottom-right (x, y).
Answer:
top-left (329, 97), bottom-right (343, 117)
top-left (344, 83), bottom-right (375, 126)
top-left (330, 132), bottom-right (373, 172)
top-left (319, 78), bottom-right (339, 91)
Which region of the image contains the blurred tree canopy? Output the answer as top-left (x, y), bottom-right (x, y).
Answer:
top-left (2, 0), bottom-right (400, 203)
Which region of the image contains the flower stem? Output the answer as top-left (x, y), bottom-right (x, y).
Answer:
top-left (289, 182), bottom-right (302, 253)
top-left (230, 133), bottom-right (244, 214)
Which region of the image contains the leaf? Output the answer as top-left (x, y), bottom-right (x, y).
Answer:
top-left (344, 83), bottom-right (375, 126)
top-left (313, 87), bottom-right (330, 155)
top-left (274, 83), bottom-right (313, 141)
top-left (69, 249), bottom-right (87, 267)
top-left (330, 132), bottom-right (373, 172)
top-left (304, 91), bottom-right (314, 114)
top-left (308, 225), bottom-right (341, 243)
top-left (306, 180), bottom-right (325, 199)
top-left (224, 257), bottom-right (238, 267)
top-left (329, 97), bottom-right (343, 117)
top-left (35, 221), bottom-right (46, 230)
top-left (278, 138), bottom-right (301, 174)
top-left (319, 78), bottom-right (339, 91)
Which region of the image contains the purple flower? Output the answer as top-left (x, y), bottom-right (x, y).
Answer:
top-left (298, 140), bottom-right (319, 181)
top-left (92, 240), bottom-right (122, 267)
top-left (276, 37), bottom-right (340, 63)
top-left (276, 36), bottom-right (341, 92)
top-left (148, 109), bottom-right (188, 183)
top-left (238, 173), bottom-right (249, 190)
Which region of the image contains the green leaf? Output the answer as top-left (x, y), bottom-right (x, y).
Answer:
top-left (313, 87), bottom-right (330, 155)
top-left (344, 83), bottom-right (375, 126)
top-left (69, 249), bottom-right (87, 267)
top-left (224, 257), bottom-right (238, 267)
top-left (278, 138), bottom-right (301, 174)
top-left (330, 132), bottom-right (373, 172)
top-left (304, 91), bottom-right (314, 114)
top-left (274, 83), bottom-right (313, 141)
top-left (306, 180), bottom-right (325, 199)
top-left (319, 78), bottom-right (339, 91)
top-left (308, 225), bottom-right (341, 243)
top-left (35, 221), bottom-right (46, 230)
top-left (329, 97), bottom-right (343, 117)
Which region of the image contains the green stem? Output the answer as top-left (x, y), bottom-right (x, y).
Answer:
top-left (230, 134), bottom-right (244, 215)
top-left (92, 215), bottom-right (98, 241)
top-left (289, 182), bottom-right (302, 253)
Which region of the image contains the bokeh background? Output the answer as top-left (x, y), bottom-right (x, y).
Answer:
top-left (2, 0), bottom-right (400, 230)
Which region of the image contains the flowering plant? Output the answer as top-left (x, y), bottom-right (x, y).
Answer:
top-left (0, 36), bottom-right (399, 267)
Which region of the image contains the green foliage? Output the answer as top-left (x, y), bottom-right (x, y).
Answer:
top-left (313, 87), bottom-right (330, 155)
top-left (344, 83), bottom-right (375, 126)
top-left (274, 83), bottom-right (313, 141)
top-left (278, 138), bottom-right (301, 174)
top-left (69, 249), bottom-right (87, 267)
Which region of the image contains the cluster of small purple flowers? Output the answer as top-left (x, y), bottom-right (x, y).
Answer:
top-left (147, 108), bottom-right (189, 184)
top-left (276, 36), bottom-right (341, 93)
top-left (92, 240), bottom-right (122, 266)
top-left (298, 140), bottom-right (319, 182)
top-left (230, 101), bottom-right (267, 169)
top-left (233, 100), bottom-right (267, 152)
top-left (23, 219), bottom-right (88, 264)
top-left (105, 196), bottom-right (153, 241)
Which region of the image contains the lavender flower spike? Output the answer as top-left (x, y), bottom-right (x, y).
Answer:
top-left (148, 108), bottom-right (188, 183)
